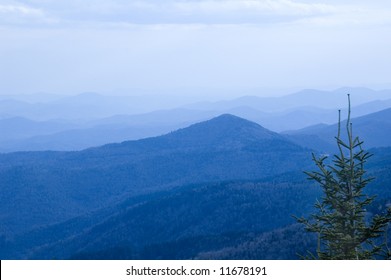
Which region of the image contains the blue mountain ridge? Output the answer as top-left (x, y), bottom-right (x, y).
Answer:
top-left (0, 114), bottom-right (390, 260)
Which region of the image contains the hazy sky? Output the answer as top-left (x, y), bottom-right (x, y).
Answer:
top-left (1, 0), bottom-right (391, 96)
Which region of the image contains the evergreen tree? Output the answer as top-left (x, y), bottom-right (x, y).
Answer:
top-left (297, 94), bottom-right (391, 259)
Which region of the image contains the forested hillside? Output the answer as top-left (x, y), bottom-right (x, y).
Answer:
top-left (0, 114), bottom-right (390, 259)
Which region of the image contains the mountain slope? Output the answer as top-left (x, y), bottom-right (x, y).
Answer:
top-left (9, 145), bottom-right (391, 260)
top-left (16, 178), bottom-right (320, 260)
top-left (0, 108), bottom-right (216, 152)
top-left (0, 117), bottom-right (79, 141)
top-left (285, 108), bottom-right (391, 150)
top-left (2, 120), bottom-right (391, 260)
top-left (0, 114), bottom-right (310, 236)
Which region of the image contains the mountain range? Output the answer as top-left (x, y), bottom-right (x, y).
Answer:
top-left (1, 113), bottom-right (390, 260)
top-left (0, 115), bottom-right (310, 236)
top-left (1, 87), bottom-right (391, 152)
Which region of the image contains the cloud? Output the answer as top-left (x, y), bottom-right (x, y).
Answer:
top-left (0, 0), bottom-right (336, 26)
top-left (1, 0), bottom-right (391, 27)
top-left (0, 4), bottom-right (41, 15)
top-left (294, 4), bottom-right (391, 27)
top-left (0, 2), bottom-right (55, 26)
top-left (173, 0), bottom-right (335, 16)
top-left (1, 1), bottom-right (391, 94)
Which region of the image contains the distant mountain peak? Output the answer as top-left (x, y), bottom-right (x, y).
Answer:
top-left (158, 114), bottom-right (286, 149)
top-left (173, 113), bottom-right (269, 134)
top-left (88, 113), bottom-right (296, 154)
top-left (205, 113), bottom-right (256, 125)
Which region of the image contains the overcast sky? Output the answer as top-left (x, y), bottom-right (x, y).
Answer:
top-left (1, 0), bottom-right (390, 96)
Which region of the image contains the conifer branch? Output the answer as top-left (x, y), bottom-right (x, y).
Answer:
top-left (296, 94), bottom-right (391, 259)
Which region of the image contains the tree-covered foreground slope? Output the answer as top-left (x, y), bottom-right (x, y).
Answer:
top-left (5, 177), bottom-right (319, 259)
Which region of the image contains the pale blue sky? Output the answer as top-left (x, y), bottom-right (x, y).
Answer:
top-left (1, 0), bottom-right (390, 96)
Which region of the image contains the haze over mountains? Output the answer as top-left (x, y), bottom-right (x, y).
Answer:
top-left (1, 87), bottom-right (391, 260)
top-left (1, 87), bottom-right (391, 152)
